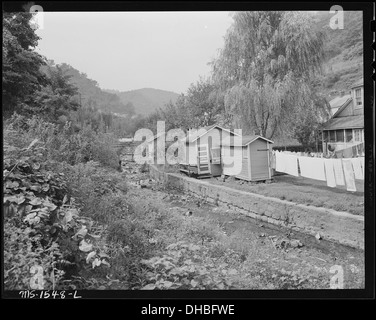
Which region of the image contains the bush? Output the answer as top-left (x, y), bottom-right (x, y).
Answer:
top-left (62, 162), bottom-right (131, 223)
top-left (140, 241), bottom-right (239, 290)
top-left (4, 114), bottom-right (120, 168)
top-left (3, 129), bottom-right (110, 290)
top-left (4, 222), bottom-right (64, 290)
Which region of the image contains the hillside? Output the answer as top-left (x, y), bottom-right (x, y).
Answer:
top-left (51, 63), bottom-right (134, 116)
top-left (105, 88), bottom-right (179, 115)
top-left (312, 11), bottom-right (363, 100)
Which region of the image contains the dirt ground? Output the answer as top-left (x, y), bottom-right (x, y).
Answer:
top-left (121, 161), bottom-right (365, 289)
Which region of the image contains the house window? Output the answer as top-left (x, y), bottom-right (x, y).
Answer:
top-left (242, 146), bottom-right (248, 158)
top-left (329, 131), bottom-right (336, 142)
top-left (354, 129), bottom-right (363, 142)
top-left (335, 130), bottom-right (344, 142)
top-left (355, 88), bottom-right (362, 107)
top-left (345, 129), bottom-right (353, 142)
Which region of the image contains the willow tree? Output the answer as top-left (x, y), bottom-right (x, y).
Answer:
top-left (211, 11), bottom-right (330, 139)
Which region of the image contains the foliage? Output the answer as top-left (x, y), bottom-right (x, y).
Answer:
top-left (141, 241), bottom-right (239, 290)
top-left (211, 11), bottom-right (328, 139)
top-left (310, 11), bottom-right (363, 98)
top-left (33, 64), bottom-right (79, 121)
top-left (2, 12), bottom-right (47, 116)
top-left (144, 78), bottom-right (223, 132)
top-left (5, 114), bottom-right (120, 169)
top-left (3, 136), bottom-right (109, 290)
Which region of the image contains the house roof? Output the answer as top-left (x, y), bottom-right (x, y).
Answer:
top-left (351, 78), bottom-right (363, 89)
top-left (329, 95), bottom-right (352, 116)
top-left (222, 135), bottom-right (273, 147)
top-left (322, 115), bottom-right (364, 130)
top-left (331, 98), bottom-right (353, 118)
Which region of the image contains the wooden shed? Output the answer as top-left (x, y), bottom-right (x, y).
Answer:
top-left (179, 125), bottom-right (240, 178)
top-left (222, 135), bottom-right (273, 181)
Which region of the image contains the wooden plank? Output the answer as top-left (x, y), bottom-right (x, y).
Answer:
top-left (197, 144), bottom-right (210, 174)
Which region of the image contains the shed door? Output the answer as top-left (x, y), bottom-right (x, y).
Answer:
top-left (250, 140), bottom-right (270, 180)
top-left (197, 144), bottom-right (210, 174)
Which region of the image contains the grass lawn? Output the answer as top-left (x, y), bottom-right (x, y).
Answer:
top-left (209, 173), bottom-right (364, 216)
top-left (156, 164), bottom-right (364, 216)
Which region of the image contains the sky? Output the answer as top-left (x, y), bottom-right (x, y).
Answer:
top-left (34, 12), bottom-right (233, 94)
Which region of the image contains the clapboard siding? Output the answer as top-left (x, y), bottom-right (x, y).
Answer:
top-left (238, 157), bottom-right (249, 178)
top-left (249, 140), bottom-right (269, 180)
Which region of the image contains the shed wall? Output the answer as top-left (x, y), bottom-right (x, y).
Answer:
top-left (249, 139), bottom-right (270, 180)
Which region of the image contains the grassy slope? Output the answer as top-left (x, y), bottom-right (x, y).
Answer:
top-left (162, 164), bottom-right (364, 216)
top-left (312, 11), bottom-right (363, 100)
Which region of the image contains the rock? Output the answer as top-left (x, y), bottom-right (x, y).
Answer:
top-left (259, 233), bottom-right (266, 237)
top-left (290, 239), bottom-right (303, 248)
top-left (315, 233), bottom-right (322, 240)
top-left (184, 210), bottom-right (193, 216)
top-left (277, 238), bottom-right (289, 248)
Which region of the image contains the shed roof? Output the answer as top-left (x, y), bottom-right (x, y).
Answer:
top-left (322, 115), bottom-right (364, 130)
top-left (222, 135), bottom-right (273, 147)
top-left (180, 124), bottom-right (240, 143)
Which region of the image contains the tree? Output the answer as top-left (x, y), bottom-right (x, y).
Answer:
top-left (3, 12), bottom-right (47, 116)
top-left (152, 78), bottom-right (225, 133)
top-left (32, 64), bottom-right (79, 122)
top-left (291, 94), bottom-right (330, 149)
top-left (124, 102), bottom-right (136, 116)
top-left (211, 11), bottom-right (329, 139)
top-left (185, 78), bottom-right (223, 127)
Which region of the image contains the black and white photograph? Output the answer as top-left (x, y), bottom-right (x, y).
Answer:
top-left (2, 1), bottom-right (374, 302)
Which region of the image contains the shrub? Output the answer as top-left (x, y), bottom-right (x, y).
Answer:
top-left (140, 241), bottom-right (239, 290)
top-left (3, 132), bottom-right (109, 290)
top-left (4, 221), bottom-right (65, 290)
top-left (4, 114), bottom-right (120, 168)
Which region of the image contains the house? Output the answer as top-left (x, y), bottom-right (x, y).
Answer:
top-left (322, 79), bottom-right (364, 155)
top-left (222, 135), bottom-right (274, 182)
top-left (178, 124), bottom-right (240, 178)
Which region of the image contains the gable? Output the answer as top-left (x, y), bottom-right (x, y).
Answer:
top-left (333, 99), bottom-right (354, 118)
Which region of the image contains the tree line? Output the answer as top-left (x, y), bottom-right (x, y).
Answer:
top-left (142, 11), bottom-right (332, 148)
top-left (3, 11), bottom-right (332, 148)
